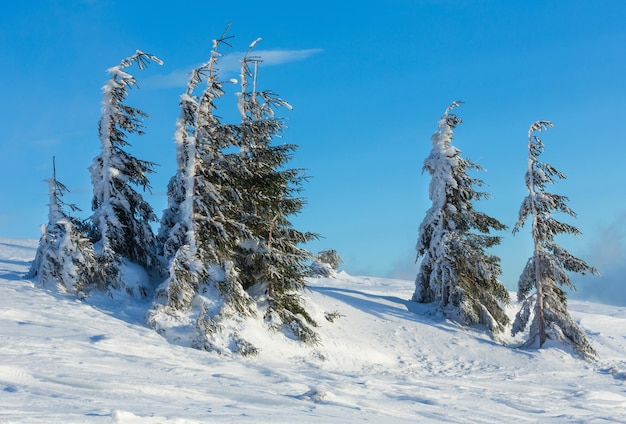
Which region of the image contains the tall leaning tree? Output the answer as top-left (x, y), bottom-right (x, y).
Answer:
top-left (151, 29), bottom-right (258, 355)
top-left (89, 50), bottom-right (162, 292)
top-left (512, 121), bottom-right (599, 359)
top-left (152, 32), bottom-right (319, 355)
top-left (233, 39), bottom-right (320, 345)
top-left (412, 102), bottom-right (510, 335)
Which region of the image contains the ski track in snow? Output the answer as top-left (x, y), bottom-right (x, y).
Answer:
top-left (1, 239), bottom-right (625, 423)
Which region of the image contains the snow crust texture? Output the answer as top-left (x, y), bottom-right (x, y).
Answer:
top-left (1, 239), bottom-right (625, 423)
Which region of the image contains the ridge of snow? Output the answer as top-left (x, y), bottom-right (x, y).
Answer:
top-left (1, 238), bottom-right (625, 423)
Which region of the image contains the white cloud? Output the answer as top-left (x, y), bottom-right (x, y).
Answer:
top-left (145, 48), bottom-right (322, 89)
top-left (143, 69), bottom-right (192, 89)
top-left (228, 48), bottom-right (323, 68)
top-left (570, 211), bottom-right (626, 306)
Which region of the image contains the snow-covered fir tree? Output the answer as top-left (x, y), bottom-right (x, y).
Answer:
top-left (28, 158), bottom-right (98, 295)
top-left (232, 40), bottom-right (320, 344)
top-left (89, 50), bottom-right (162, 292)
top-left (151, 31), bottom-right (319, 354)
top-left (511, 121), bottom-right (599, 359)
top-left (151, 29), bottom-right (258, 355)
top-left (412, 102), bottom-right (510, 334)
top-left (309, 249), bottom-right (344, 278)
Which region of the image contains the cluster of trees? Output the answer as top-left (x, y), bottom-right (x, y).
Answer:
top-left (28, 28), bottom-right (331, 355)
top-left (413, 102), bottom-right (599, 359)
top-left (26, 29), bottom-right (598, 360)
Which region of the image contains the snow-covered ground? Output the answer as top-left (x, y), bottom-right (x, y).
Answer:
top-left (1, 238), bottom-right (625, 423)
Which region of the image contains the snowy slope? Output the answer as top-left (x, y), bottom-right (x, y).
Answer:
top-left (1, 238), bottom-right (625, 423)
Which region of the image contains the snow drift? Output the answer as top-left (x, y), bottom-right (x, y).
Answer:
top-left (1, 238), bottom-right (625, 423)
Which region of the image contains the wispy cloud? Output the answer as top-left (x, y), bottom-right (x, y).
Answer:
top-left (570, 211), bottom-right (626, 306)
top-left (387, 249), bottom-right (419, 281)
top-left (143, 69), bottom-right (191, 90)
top-left (145, 48), bottom-right (323, 89)
top-left (224, 48), bottom-right (323, 69)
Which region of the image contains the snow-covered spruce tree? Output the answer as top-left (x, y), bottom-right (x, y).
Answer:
top-left (412, 102), bottom-right (510, 334)
top-left (232, 40), bottom-right (320, 344)
top-left (309, 249), bottom-right (344, 277)
top-left (89, 50), bottom-right (162, 293)
top-left (151, 29), bottom-right (258, 355)
top-left (156, 34), bottom-right (231, 264)
top-left (28, 158), bottom-right (98, 295)
top-left (511, 121), bottom-right (599, 359)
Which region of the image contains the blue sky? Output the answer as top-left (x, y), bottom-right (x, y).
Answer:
top-left (2, 1), bottom-right (625, 304)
